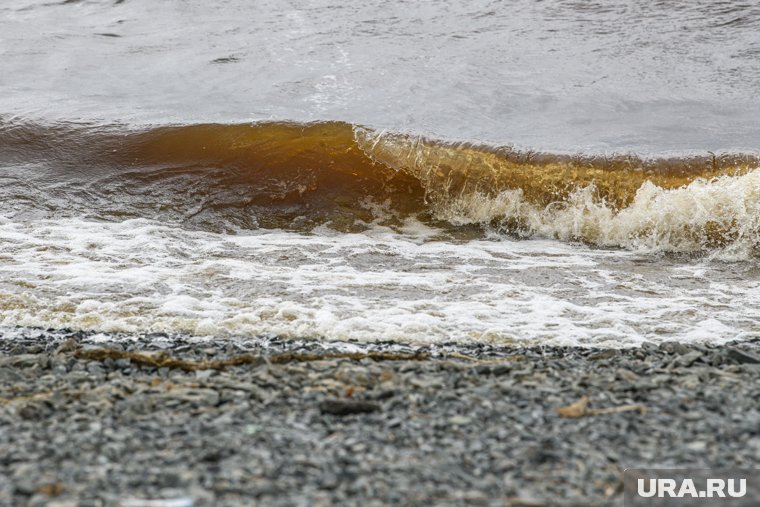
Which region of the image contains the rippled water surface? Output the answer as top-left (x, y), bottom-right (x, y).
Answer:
top-left (3, 0), bottom-right (760, 150)
top-left (0, 0), bottom-right (759, 346)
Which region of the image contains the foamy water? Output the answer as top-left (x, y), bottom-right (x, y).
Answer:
top-left (1, 216), bottom-right (758, 347)
top-left (1, 0), bottom-right (759, 347)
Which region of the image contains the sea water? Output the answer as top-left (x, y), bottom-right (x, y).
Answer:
top-left (1, 0), bottom-right (759, 347)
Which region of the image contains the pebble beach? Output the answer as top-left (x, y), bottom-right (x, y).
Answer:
top-left (2, 331), bottom-right (759, 506)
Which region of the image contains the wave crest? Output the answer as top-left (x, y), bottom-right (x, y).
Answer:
top-left (1, 118), bottom-right (758, 255)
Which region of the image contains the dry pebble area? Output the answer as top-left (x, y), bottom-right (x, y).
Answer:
top-left (1, 330), bottom-right (759, 506)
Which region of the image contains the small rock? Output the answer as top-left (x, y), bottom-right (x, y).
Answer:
top-left (616, 368), bottom-right (639, 381)
top-left (318, 399), bottom-right (380, 416)
top-left (194, 369), bottom-right (216, 380)
top-left (727, 348), bottom-right (760, 365)
top-left (659, 342), bottom-right (691, 355)
top-left (449, 415), bottom-right (472, 425)
top-left (12, 463), bottom-right (39, 495)
top-left (169, 388), bottom-right (220, 407)
top-left (5, 354), bottom-right (40, 369)
top-left (55, 337), bottom-right (79, 354)
top-left (686, 441), bottom-right (707, 452)
top-left (589, 350), bottom-right (619, 361)
top-left (115, 358), bottom-right (131, 368)
top-left (409, 377), bottom-right (443, 389)
top-left (0, 366), bottom-right (25, 382)
top-left (386, 417), bottom-right (403, 428)
top-left (640, 342), bottom-right (658, 352)
top-left (673, 351), bottom-right (702, 368)
top-left (370, 389), bottom-right (395, 400)
top-left (492, 363), bottom-right (513, 376)
top-left (319, 472), bottom-right (340, 490)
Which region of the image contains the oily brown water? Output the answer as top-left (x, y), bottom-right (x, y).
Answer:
top-left (1, 0), bottom-right (760, 346)
top-left (1, 119), bottom-right (758, 246)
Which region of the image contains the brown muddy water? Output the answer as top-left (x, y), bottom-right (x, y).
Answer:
top-left (0, 0), bottom-right (759, 346)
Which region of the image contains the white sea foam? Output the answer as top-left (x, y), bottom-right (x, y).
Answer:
top-left (0, 215), bottom-right (757, 347)
top-left (437, 169), bottom-right (760, 258)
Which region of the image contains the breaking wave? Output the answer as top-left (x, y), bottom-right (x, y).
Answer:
top-left (1, 118), bottom-right (758, 256)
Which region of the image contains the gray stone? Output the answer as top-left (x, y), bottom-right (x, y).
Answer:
top-left (727, 348), bottom-right (760, 364)
top-left (673, 351), bottom-right (703, 368)
top-left (318, 399), bottom-right (381, 415)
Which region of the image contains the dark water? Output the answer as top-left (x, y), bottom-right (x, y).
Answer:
top-left (2, 0), bottom-right (760, 151)
top-left (0, 0), bottom-right (759, 347)
top-left (1, 120), bottom-right (757, 240)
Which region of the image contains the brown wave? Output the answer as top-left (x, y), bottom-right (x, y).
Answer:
top-left (0, 119), bottom-right (758, 246)
top-left (0, 120), bottom-right (426, 231)
top-left (354, 128), bottom-right (758, 209)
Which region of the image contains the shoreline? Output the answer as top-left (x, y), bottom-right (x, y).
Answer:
top-left (2, 331), bottom-right (759, 506)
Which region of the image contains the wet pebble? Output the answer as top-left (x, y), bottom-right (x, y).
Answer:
top-left (1, 331), bottom-right (759, 506)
